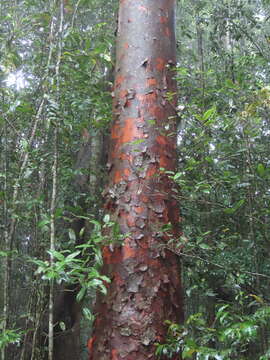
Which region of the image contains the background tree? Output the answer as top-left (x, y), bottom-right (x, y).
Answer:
top-left (0, 0), bottom-right (115, 359)
top-left (157, 0), bottom-right (270, 359)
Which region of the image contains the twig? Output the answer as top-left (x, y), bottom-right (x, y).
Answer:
top-left (165, 246), bottom-right (270, 280)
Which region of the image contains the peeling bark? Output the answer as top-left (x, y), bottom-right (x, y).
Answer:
top-left (90, 1), bottom-right (183, 359)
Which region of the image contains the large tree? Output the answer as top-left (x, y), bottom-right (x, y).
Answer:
top-left (88, 1), bottom-right (183, 359)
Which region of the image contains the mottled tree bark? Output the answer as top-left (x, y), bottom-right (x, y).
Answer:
top-left (89, 1), bottom-right (183, 359)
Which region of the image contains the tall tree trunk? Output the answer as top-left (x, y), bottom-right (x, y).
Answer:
top-left (196, 19), bottom-right (205, 111)
top-left (89, 1), bottom-right (183, 359)
top-left (52, 128), bottom-right (106, 360)
top-left (1, 113), bottom-right (9, 360)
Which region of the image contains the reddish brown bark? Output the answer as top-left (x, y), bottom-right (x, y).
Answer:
top-left (89, 1), bottom-right (183, 359)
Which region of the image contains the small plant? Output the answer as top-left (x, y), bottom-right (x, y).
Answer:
top-left (30, 215), bottom-right (125, 310)
top-left (156, 296), bottom-right (270, 360)
top-left (0, 328), bottom-right (22, 350)
top-left (32, 231), bottom-right (106, 292)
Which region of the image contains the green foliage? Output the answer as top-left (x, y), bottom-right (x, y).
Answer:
top-left (170, 1), bottom-right (270, 358)
top-left (30, 218), bottom-right (116, 299)
top-left (0, 328), bottom-right (22, 350)
top-left (0, 0), bottom-right (116, 357)
top-left (157, 298), bottom-right (270, 360)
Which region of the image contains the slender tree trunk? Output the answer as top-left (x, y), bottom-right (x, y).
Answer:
top-left (89, 1), bottom-right (183, 359)
top-left (48, 127), bottom-right (58, 360)
top-left (1, 114), bottom-right (9, 360)
top-left (49, 2), bottom-right (63, 359)
top-left (196, 19), bottom-right (205, 111)
top-left (52, 129), bottom-right (105, 360)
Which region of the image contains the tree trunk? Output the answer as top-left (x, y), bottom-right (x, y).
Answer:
top-left (89, 1), bottom-right (183, 359)
top-left (52, 128), bottom-right (105, 360)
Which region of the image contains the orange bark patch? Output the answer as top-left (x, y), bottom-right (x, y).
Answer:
top-left (119, 89), bottom-right (128, 99)
top-left (119, 152), bottom-right (131, 161)
top-left (134, 206), bottom-right (145, 214)
top-left (156, 57), bottom-right (166, 71)
top-left (137, 94), bottom-right (147, 102)
top-left (137, 92), bottom-right (156, 103)
top-left (122, 243), bottom-right (137, 260)
top-left (137, 93), bottom-right (157, 112)
top-left (123, 167), bottom-right (131, 178)
top-left (115, 75), bottom-right (125, 88)
top-left (112, 349), bottom-right (118, 360)
top-left (159, 155), bottom-right (170, 168)
top-left (138, 5), bottom-right (147, 12)
top-left (149, 105), bottom-right (165, 120)
top-left (146, 91), bottom-right (157, 103)
top-left (121, 118), bottom-right (142, 143)
top-left (141, 195), bottom-right (149, 203)
top-left (124, 42), bottom-right (129, 49)
top-left (147, 256), bottom-right (160, 267)
top-left (146, 165), bottom-right (157, 178)
top-left (113, 170), bottom-right (122, 184)
top-left (147, 77), bottom-right (157, 87)
top-left (164, 27), bottom-right (171, 37)
top-left (111, 123), bottom-right (121, 139)
top-left (126, 214), bottom-right (136, 227)
top-left (156, 135), bottom-right (167, 146)
top-left (111, 119), bottom-right (143, 155)
top-left (160, 16), bottom-right (168, 24)
top-left (87, 336), bottom-right (95, 353)
top-left (103, 246), bottom-right (121, 265)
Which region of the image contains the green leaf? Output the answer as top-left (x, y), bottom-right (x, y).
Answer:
top-left (82, 307), bottom-right (93, 321)
top-left (59, 321), bottom-right (66, 331)
top-left (129, 139), bottom-right (145, 146)
top-left (79, 227), bottom-right (85, 237)
top-left (224, 199), bottom-right (245, 214)
top-left (202, 106), bottom-right (216, 122)
top-left (103, 214), bottom-right (110, 223)
top-left (76, 287), bottom-right (86, 302)
top-left (68, 228), bottom-right (76, 242)
top-left (65, 250), bottom-right (81, 261)
top-left (173, 172), bottom-right (182, 180)
top-left (98, 283), bottom-right (108, 295)
top-left (101, 53), bottom-right (111, 62)
top-left (198, 243), bottom-right (211, 250)
top-left (183, 346), bottom-right (196, 358)
top-left (38, 219), bottom-right (50, 228)
top-left (48, 250), bottom-right (65, 261)
top-left (225, 79), bottom-right (238, 88)
top-left (55, 208), bottom-right (63, 218)
top-left (257, 163), bottom-right (265, 177)
top-left (16, 101), bottom-right (33, 113)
